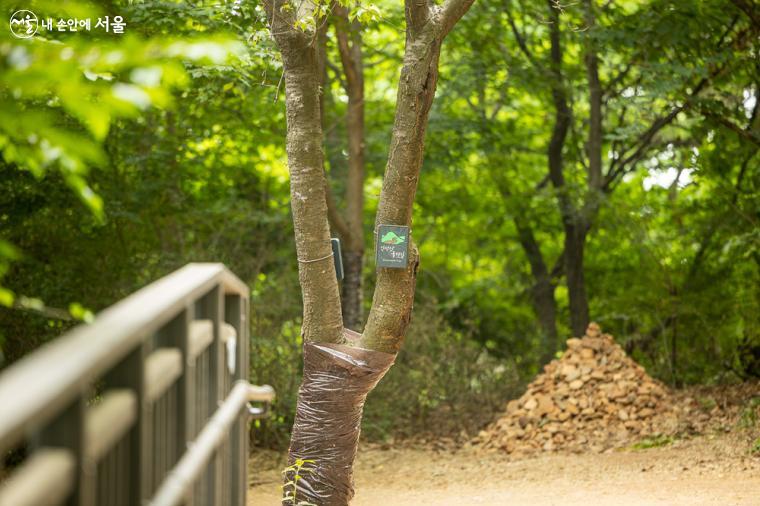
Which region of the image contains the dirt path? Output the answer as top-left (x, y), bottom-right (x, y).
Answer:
top-left (248, 434), bottom-right (759, 505)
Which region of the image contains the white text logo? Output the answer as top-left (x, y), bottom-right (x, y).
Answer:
top-left (9, 10), bottom-right (38, 39)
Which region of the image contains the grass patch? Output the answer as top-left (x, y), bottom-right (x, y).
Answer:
top-left (750, 438), bottom-right (760, 455)
top-left (630, 434), bottom-right (675, 450)
top-left (738, 397), bottom-right (760, 429)
top-left (697, 396), bottom-right (717, 412)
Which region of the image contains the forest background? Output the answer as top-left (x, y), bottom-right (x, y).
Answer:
top-left (1, 0), bottom-right (757, 448)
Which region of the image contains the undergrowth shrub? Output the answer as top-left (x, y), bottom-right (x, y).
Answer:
top-left (249, 292), bottom-right (518, 449)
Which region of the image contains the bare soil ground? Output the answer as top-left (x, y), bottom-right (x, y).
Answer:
top-left (248, 432), bottom-right (759, 505)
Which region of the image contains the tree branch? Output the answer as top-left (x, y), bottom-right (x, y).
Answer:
top-left (335, 6), bottom-right (362, 93)
top-left (602, 62), bottom-right (633, 101)
top-left (729, 0), bottom-right (760, 26)
top-left (264, 0), bottom-right (344, 344)
top-left (701, 109), bottom-right (760, 147)
top-left (604, 21), bottom-right (749, 187)
top-left (504, 0), bottom-right (540, 70)
top-left (440, 0), bottom-right (476, 36)
top-left (360, 0), bottom-right (475, 353)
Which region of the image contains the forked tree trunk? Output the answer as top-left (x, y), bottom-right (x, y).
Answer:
top-left (264, 1), bottom-right (475, 504)
top-left (267, 21), bottom-right (344, 345)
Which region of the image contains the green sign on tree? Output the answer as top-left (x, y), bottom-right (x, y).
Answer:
top-left (376, 225), bottom-right (409, 269)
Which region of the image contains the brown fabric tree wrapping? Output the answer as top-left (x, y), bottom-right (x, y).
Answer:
top-left (284, 342), bottom-right (396, 505)
top-left (283, 343), bottom-right (396, 506)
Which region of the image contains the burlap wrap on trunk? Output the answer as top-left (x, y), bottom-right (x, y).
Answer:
top-left (284, 341), bottom-right (396, 505)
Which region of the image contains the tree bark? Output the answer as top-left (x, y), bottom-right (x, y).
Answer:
top-left (264, 7), bottom-right (344, 344)
top-left (514, 219), bottom-right (559, 363)
top-left (359, 0), bottom-right (475, 353)
top-left (490, 160), bottom-right (559, 363)
top-left (564, 227), bottom-right (590, 337)
top-left (335, 11), bottom-right (366, 331)
top-left (545, 0), bottom-right (590, 337)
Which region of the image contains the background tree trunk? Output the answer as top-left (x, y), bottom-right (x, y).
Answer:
top-left (545, 0), bottom-right (591, 337)
top-left (335, 12), bottom-right (366, 331)
top-left (515, 219), bottom-right (559, 362)
top-left (564, 226), bottom-right (590, 336)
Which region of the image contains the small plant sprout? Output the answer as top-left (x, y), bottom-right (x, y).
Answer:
top-left (282, 458), bottom-right (317, 506)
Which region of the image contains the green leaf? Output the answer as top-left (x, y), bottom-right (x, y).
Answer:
top-left (69, 303), bottom-right (95, 323)
top-left (0, 288), bottom-right (15, 308)
top-left (0, 240), bottom-right (21, 261)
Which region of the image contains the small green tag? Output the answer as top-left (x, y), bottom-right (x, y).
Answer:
top-left (376, 225), bottom-right (409, 269)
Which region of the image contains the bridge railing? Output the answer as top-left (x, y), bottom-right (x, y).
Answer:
top-left (0, 263), bottom-right (273, 506)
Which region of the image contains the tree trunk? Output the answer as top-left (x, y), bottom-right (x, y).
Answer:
top-left (358, 21), bottom-right (443, 353)
top-left (564, 225), bottom-right (590, 337)
top-left (545, 0), bottom-right (590, 337)
top-left (514, 219), bottom-right (558, 363)
top-left (358, 0), bottom-right (475, 351)
top-left (565, 0), bottom-right (604, 337)
top-left (265, 15), bottom-right (343, 345)
top-left (265, 1), bottom-right (475, 503)
top-left (341, 250), bottom-right (363, 329)
top-left (335, 11), bottom-right (366, 332)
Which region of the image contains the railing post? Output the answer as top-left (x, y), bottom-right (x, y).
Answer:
top-left (105, 344), bottom-right (149, 505)
top-left (171, 305), bottom-right (196, 506)
top-left (198, 285), bottom-right (225, 505)
top-left (38, 396), bottom-right (90, 506)
top-left (212, 286), bottom-right (226, 506)
top-left (225, 293), bottom-right (248, 506)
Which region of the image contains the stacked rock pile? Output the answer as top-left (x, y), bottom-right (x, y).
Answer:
top-left (477, 323), bottom-right (675, 454)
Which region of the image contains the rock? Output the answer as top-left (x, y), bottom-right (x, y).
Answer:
top-left (607, 387), bottom-right (625, 399)
top-left (476, 324), bottom-right (675, 456)
top-left (536, 395), bottom-right (555, 417)
top-left (561, 364), bottom-right (581, 381)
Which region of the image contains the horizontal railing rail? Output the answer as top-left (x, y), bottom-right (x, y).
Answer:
top-left (149, 382), bottom-right (274, 506)
top-left (0, 263), bottom-right (269, 506)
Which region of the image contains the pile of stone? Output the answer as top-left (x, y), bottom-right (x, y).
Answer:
top-left (476, 323), bottom-right (676, 455)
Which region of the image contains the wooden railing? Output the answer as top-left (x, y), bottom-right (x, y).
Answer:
top-left (0, 263), bottom-right (274, 506)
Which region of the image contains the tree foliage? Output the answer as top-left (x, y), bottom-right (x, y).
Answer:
top-left (0, 0), bottom-right (757, 443)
